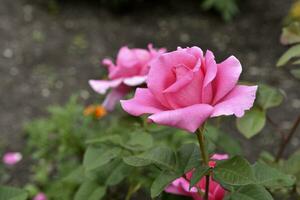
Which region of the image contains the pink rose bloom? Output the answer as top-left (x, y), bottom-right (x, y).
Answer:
top-left (33, 193), bottom-right (47, 200)
top-left (121, 47), bottom-right (257, 132)
top-left (2, 152), bottom-right (22, 166)
top-left (165, 154), bottom-right (228, 200)
top-left (89, 44), bottom-right (166, 111)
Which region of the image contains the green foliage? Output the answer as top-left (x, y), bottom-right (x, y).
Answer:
top-left (236, 84), bottom-right (285, 139)
top-left (253, 162), bottom-right (295, 189)
top-left (214, 156), bottom-right (255, 186)
top-left (225, 184), bottom-right (273, 200)
top-left (25, 96), bottom-right (108, 199)
top-left (0, 186), bottom-right (28, 200)
top-left (291, 68), bottom-right (300, 79)
top-left (257, 84), bottom-right (284, 110)
top-left (277, 44), bottom-right (300, 67)
top-left (83, 146), bottom-right (122, 172)
top-left (189, 166), bottom-right (210, 188)
top-left (202, 0), bottom-right (239, 21)
top-left (151, 171), bottom-right (181, 198)
top-left (176, 143), bottom-right (201, 173)
top-left (281, 22), bottom-right (300, 45)
top-left (282, 150), bottom-right (300, 196)
top-left (123, 146), bottom-right (176, 170)
top-left (206, 125), bottom-right (242, 155)
top-left (74, 181), bottom-right (106, 200)
top-left (236, 107), bottom-right (266, 139)
top-left (22, 92), bottom-right (298, 200)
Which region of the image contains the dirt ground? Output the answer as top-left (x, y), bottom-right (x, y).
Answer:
top-left (0, 0), bottom-right (299, 186)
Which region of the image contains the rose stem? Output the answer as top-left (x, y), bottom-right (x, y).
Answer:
top-left (275, 115), bottom-right (300, 162)
top-left (196, 126), bottom-right (209, 200)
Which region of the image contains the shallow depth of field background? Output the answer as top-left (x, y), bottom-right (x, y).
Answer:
top-left (0, 0), bottom-right (299, 189)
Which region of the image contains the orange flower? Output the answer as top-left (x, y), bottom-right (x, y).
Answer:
top-left (94, 105), bottom-right (107, 118)
top-left (84, 105), bottom-right (107, 119)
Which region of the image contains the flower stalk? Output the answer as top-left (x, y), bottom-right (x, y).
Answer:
top-left (275, 115), bottom-right (300, 162)
top-left (196, 126), bottom-right (209, 200)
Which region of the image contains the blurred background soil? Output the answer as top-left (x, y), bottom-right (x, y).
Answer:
top-left (0, 0), bottom-right (299, 186)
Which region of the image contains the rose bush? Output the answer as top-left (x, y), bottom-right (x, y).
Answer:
top-left (121, 46), bottom-right (257, 132)
top-left (89, 44), bottom-right (165, 110)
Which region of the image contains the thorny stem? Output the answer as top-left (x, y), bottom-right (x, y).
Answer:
top-left (196, 126), bottom-right (209, 200)
top-left (275, 115), bottom-right (300, 162)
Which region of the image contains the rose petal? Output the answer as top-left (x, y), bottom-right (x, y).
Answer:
top-left (89, 79), bottom-right (122, 94)
top-left (123, 76), bottom-right (147, 86)
top-left (201, 50), bottom-right (217, 104)
top-left (212, 56), bottom-right (242, 105)
top-left (163, 64), bottom-right (192, 93)
top-left (211, 85), bottom-right (258, 118)
top-left (107, 47), bottom-right (142, 79)
top-left (186, 46), bottom-right (204, 60)
top-left (120, 88), bottom-right (166, 116)
top-left (132, 49), bottom-right (151, 66)
top-left (116, 46), bottom-right (140, 67)
top-left (102, 85), bottom-right (130, 111)
top-left (211, 154), bottom-right (229, 160)
top-left (213, 185), bottom-right (226, 200)
top-left (164, 71), bottom-right (203, 108)
top-left (148, 104), bottom-right (213, 132)
top-left (165, 178), bottom-right (191, 196)
top-left (202, 50), bottom-right (217, 87)
top-left (147, 50), bottom-right (197, 108)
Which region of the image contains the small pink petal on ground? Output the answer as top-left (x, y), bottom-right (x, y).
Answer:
top-left (2, 152), bottom-right (22, 166)
top-left (33, 193), bottom-right (47, 200)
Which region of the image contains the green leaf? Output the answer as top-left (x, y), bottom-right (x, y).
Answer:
top-left (253, 162), bottom-right (295, 188)
top-left (62, 166), bottom-right (84, 184)
top-left (236, 107), bottom-right (266, 138)
top-left (74, 181), bottom-right (98, 200)
top-left (257, 84), bottom-right (284, 109)
top-left (190, 166), bottom-right (210, 188)
top-left (105, 162), bottom-right (132, 186)
top-left (280, 22), bottom-right (300, 45)
top-left (176, 143), bottom-right (201, 173)
top-left (0, 186), bottom-right (28, 200)
top-left (284, 150), bottom-right (300, 175)
top-left (83, 146), bottom-right (121, 172)
top-left (122, 131), bottom-right (153, 151)
top-left (291, 69), bottom-right (300, 79)
top-left (277, 44), bottom-right (300, 67)
top-left (225, 184), bottom-right (273, 200)
top-left (214, 156), bottom-right (255, 186)
top-left (74, 181), bottom-right (106, 200)
top-left (85, 135), bottom-right (122, 145)
top-left (151, 171), bottom-right (180, 198)
top-left (123, 146), bottom-right (176, 170)
top-left (88, 187), bottom-right (106, 200)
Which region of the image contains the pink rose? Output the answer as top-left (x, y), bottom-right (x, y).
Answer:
top-left (33, 193), bottom-right (47, 200)
top-left (165, 154), bottom-right (228, 200)
top-left (121, 47), bottom-right (257, 132)
top-left (2, 152), bottom-right (22, 166)
top-left (89, 44), bottom-right (166, 111)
